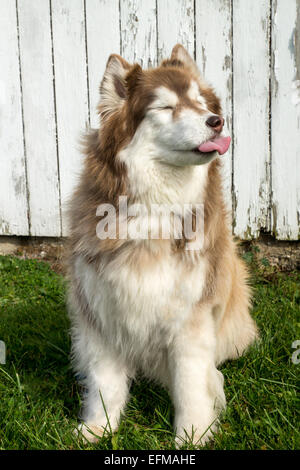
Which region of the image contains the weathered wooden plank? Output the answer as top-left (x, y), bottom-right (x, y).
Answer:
top-left (86, 0), bottom-right (120, 128)
top-left (0, 0), bottom-right (29, 235)
top-left (271, 0), bottom-right (300, 239)
top-left (157, 0), bottom-right (194, 62)
top-left (51, 0), bottom-right (89, 235)
top-left (120, 0), bottom-right (157, 68)
top-left (232, 0), bottom-right (271, 239)
top-left (18, 0), bottom-right (61, 236)
top-left (195, 0), bottom-right (232, 211)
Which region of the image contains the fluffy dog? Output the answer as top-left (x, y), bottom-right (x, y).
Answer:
top-left (67, 44), bottom-right (258, 446)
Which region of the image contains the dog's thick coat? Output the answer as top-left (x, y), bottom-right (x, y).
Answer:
top-left (67, 45), bottom-right (258, 446)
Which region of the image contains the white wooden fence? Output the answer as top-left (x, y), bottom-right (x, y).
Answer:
top-left (0, 0), bottom-right (299, 240)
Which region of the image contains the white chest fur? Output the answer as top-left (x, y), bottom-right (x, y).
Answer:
top-left (75, 248), bottom-right (207, 363)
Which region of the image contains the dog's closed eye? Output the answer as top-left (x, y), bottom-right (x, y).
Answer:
top-left (148, 105), bottom-right (174, 111)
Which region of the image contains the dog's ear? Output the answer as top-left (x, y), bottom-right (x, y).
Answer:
top-left (170, 44), bottom-right (200, 76)
top-left (125, 64), bottom-right (143, 95)
top-left (99, 54), bottom-right (131, 117)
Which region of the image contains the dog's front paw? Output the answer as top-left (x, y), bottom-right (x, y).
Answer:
top-left (174, 369), bottom-right (226, 448)
top-left (175, 420), bottom-right (217, 448)
top-left (75, 422), bottom-right (105, 444)
top-left (174, 399), bottom-right (222, 449)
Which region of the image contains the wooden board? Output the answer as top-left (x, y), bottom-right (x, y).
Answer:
top-left (86, 0), bottom-right (120, 128)
top-left (120, 0), bottom-right (157, 67)
top-left (195, 0), bottom-right (233, 211)
top-left (157, 0), bottom-right (195, 62)
top-left (232, 0), bottom-right (271, 239)
top-left (0, 0), bottom-right (29, 235)
top-left (18, 0), bottom-right (61, 236)
top-left (51, 0), bottom-right (89, 235)
top-left (271, 0), bottom-right (300, 239)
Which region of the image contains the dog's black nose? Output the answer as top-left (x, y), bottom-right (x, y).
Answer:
top-left (206, 115), bottom-right (224, 133)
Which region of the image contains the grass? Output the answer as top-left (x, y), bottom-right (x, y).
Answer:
top-left (0, 252), bottom-right (299, 450)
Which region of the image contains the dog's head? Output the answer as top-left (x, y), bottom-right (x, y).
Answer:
top-left (98, 44), bottom-right (230, 167)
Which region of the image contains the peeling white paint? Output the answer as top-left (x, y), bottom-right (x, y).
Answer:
top-left (0, 1), bottom-right (29, 235)
top-left (233, 0), bottom-right (271, 238)
top-left (271, 0), bottom-right (300, 240)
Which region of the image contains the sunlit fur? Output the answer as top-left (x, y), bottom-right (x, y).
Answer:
top-left (67, 44), bottom-right (258, 446)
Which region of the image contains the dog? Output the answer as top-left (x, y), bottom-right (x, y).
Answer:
top-left (67, 44), bottom-right (258, 446)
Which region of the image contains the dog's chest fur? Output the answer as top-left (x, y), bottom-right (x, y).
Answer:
top-left (75, 246), bottom-right (207, 372)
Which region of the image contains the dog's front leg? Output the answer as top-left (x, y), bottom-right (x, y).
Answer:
top-left (169, 307), bottom-right (226, 447)
top-left (76, 346), bottom-right (130, 444)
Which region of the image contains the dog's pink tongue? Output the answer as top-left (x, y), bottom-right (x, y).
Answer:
top-left (198, 136), bottom-right (231, 155)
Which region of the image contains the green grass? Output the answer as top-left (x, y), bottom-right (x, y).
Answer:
top-left (0, 253), bottom-right (299, 450)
